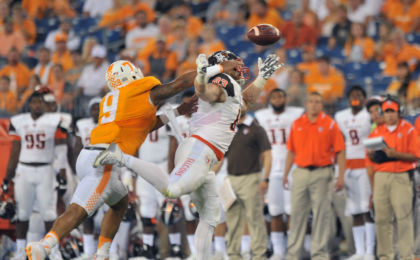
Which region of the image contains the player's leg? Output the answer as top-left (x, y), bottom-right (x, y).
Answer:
top-left (267, 174), bottom-right (287, 259)
top-left (180, 194), bottom-right (197, 257)
top-left (137, 176), bottom-right (160, 258)
top-left (359, 169), bottom-right (376, 259)
top-left (214, 221), bottom-right (227, 260)
top-left (14, 164), bottom-right (37, 259)
top-left (190, 171), bottom-right (220, 260)
top-left (27, 211), bottom-right (45, 243)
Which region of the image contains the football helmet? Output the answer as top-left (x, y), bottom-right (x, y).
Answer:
top-left (105, 60), bottom-right (144, 91)
top-left (161, 199), bottom-right (182, 226)
top-left (0, 200), bottom-right (15, 220)
top-left (208, 50), bottom-right (250, 83)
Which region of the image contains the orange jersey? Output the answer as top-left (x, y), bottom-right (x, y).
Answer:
top-left (90, 76), bottom-right (161, 155)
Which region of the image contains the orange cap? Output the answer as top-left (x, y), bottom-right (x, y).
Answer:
top-left (54, 32), bottom-right (67, 42)
top-left (382, 99), bottom-right (399, 112)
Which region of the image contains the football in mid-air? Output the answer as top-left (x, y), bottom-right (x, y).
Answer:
top-left (247, 24), bottom-right (281, 46)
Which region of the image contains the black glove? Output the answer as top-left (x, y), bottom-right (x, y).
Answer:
top-left (1, 179), bottom-right (9, 194)
top-left (371, 150), bottom-right (397, 163)
top-left (56, 175), bottom-right (67, 196)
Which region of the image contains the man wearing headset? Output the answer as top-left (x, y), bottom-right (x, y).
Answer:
top-left (366, 96), bottom-right (420, 260)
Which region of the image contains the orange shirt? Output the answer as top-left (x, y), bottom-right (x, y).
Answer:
top-left (0, 63), bottom-right (31, 90)
top-left (13, 19), bottom-right (36, 44)
top-left (304, 68), bottom-right (345, 102)
top-left (0, 91), bottom-right (17, 113)
top-left (248, 8), bottom-right (284, 30)
top-left (32, 64), bottom-right (54, 85)
top-left (186, 16), bottom-right (203, 38)
top-left (281, 22), bottom-right (317, 49)
top-left (383, 43), bottom-right (420, 76)
top-left (345, 37), bottom-right (375, 60)
top-left (386, 80), bottom-right (420, 103)
top-left (415, 117), bottom-right (420, 139)
top-left (287, 112), bottom-right (345, 167)
top-left (52, 50), bottom-right (74, 72)
top-left (90, 76), bottom-right (161, 155)
top-left (177, 59), bottom-right (196, 76)
top-left (199, 41), bottom-right (226, 57)
top-left (121, 3), bottom-right (156, 31)
top-left (384, 0), bottom-right (420, 33)
top-left (137, 35), bottom-right (177, 62)
top-left (297, 61), bottom-right (318, 74)
top-left (22, 0), bottom-right (48, 19)
top-left (268, 0), bottom-right (286, 9)
top-left (257, 78), bottom-right (277, 104)
top-left (365, 120), bottom-right (420, 172)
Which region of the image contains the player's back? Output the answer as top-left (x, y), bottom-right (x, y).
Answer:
top-left (90, 76), bottom-right (161, 155)
top-left (189, 73), bottom-right (242, 153)
top-left (334, 108), bottom-right (371, 160)
top-left (10, 112), bottom-right (64, 163)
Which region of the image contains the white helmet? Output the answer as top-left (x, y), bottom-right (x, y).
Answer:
top-left (105, 60), bottom-right (144, 91)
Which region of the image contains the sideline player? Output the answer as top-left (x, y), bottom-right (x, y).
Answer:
top-left (1, 90), bottom-right (68, 260)
top-left (25, 60), bottom-right (208, 260)
top-left (254, 89), bottom-right (303, 259)
top-left (335, 86), bottom-right (375, 260)
top-left (95, 51), bottom-right (283, 259)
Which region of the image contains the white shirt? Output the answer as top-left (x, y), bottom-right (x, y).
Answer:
top-left (255, 106), bottom-right (304, 173)
top-left (190, 73), bottom-right (243, 153)
top-left (83, 0), bottom-right (113, 18)
top-left (335, 108), bottom-right (371, 160)
top-left (77, 61), bottom-right (109, 96)
top-left (44, 29), bottom-right (81, 51)
top-left (76, 117), bottom-right (96, 146)
top-left (125, 24), bottom-right (159, 50)
top-left (10, 113), bottom-right (65, 163)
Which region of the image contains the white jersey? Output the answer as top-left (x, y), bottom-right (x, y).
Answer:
top-left (139, 125), bottom-right (171, 163)
top-left (190, 73), bottom-right (242, 153)
top-left (335, 108), bottom-right (371, 160)
top-left (76, 118), bottom-right (97, 146)
top-left (255, 106), bottom-right (304, 172)
top-left (175, 115), bottom-right (191, 139)
top-left (9, 113), bottom-right (65, 163)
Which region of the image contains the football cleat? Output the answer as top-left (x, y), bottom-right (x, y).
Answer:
top-left (93, 143), bottom-right (125, 168)
top-left (167, 244), bottom-right (183, 259)
top-left (25, 242), bottom-right (50, 260)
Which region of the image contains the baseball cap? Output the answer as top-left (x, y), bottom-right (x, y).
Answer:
top-left (91, 45), bottom-right (107, 58)
top-left (381, 99), bottom-right (399, 112)
top-left (55, 32), bottom-right (67, 42)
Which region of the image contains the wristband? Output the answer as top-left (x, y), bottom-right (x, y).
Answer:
top-left (253, 76), bottom-right (267, 89)
top-left (159, 114), bottom-right (169, 124)
top-left (205, 64), bottom-right (223, 78)
top-left (264, 178), bottom-right (270, 183)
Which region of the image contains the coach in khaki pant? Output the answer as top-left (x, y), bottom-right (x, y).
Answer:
top-left (282, 92), bottom-right (346, 260)
top-left (225, 113), bottom-right (272, 260)
top-left (366, 98), bottom-right (420, 260)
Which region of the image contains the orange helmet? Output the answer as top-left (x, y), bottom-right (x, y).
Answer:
top-left (105, 60), bottom-right (144, 91)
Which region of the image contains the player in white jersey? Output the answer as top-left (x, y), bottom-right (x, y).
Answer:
top-left (95, 50), bottom-right (283, 259)
top-left (1, 90), bottom-right (67, 260)
top-left (334, 85), bottom-right (375, 260)
top-left (254, 89), bottom-right (303, 259)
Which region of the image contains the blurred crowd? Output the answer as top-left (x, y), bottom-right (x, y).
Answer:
top-left (0, 0), bottom-right (419, 118)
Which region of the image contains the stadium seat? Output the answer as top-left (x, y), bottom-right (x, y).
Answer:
top-left (35, 18), bottom-right (60, 42)
top-left (286, 49), bottom-right (303, 65)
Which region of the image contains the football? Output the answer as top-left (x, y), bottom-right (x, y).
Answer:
top-left (247, 24), bottom-right (281, 46)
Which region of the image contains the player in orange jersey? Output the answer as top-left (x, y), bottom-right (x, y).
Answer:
top-left (25, 59), bottom-right (236, 260)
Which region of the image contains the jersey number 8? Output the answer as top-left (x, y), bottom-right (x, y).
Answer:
top-left (100, 90), bottom-right (120, 124)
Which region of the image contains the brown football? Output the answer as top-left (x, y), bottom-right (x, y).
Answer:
top-left (247, 24), bottom-right (281, 46)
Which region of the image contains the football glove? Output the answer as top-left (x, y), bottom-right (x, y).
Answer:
top-left (258, 54), bottom-right (283, 80)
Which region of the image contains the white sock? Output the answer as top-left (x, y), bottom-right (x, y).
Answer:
top-left (16, 239), bottom-right (26, 255)
top-left (214, 236), bottom-right (226, 253)
top-left (271, 232), bottom-right (286, 256)
top-left (187, 234), bottom-right (196, 255)
top-left (117, 221), bottom-right (131, 253)
top-left (169, 232), bottom-right (181, 245)
top-left (352, 225), bottom-right (365, 255)
top-left (365, 222), bottom-right (376, 254)
top-left (27, 232), bottom-right (43, 243)
top-left (304, 234), bottom-right (311, 253)
top-left (241, 235), bottom-right (251, 253)
top-left (194, 221), bottom-right (214, 260)
top-left (110, 238), bottom-right (118, 255)
top-left (124, 155), bottom-right (169, 193)
top-left (83, 234), bottom-right (95, 255)
top-left (143, 233), bottom-right (154, 246)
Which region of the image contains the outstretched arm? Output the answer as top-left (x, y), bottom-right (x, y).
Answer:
top-left (149, 71), bottom-right (197, 106)
top-left (242, 54), bottom-right (283, 106)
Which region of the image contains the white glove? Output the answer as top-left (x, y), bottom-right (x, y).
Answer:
top-left (258, 54), bottom-right (283, 80)
top-left (196, 54), bottom-right (209, 75)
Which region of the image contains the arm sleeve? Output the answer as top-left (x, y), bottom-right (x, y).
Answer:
top-left (256, 124), bottom-right (271, 152)
top-left (208, 73), bottom-right (235, 97)
top-left (331, 121), bottom-right (345, 153)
